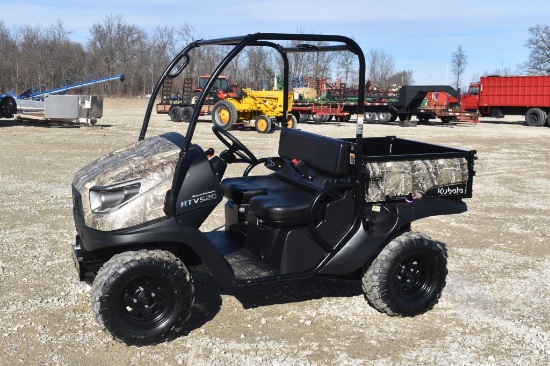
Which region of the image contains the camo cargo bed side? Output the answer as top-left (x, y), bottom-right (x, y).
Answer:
top-left (359, 137), bottom-right (476, 203)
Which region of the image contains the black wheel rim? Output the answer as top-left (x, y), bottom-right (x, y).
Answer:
top-left (393, 255), bottom-right (435, 302)
top-left (120, 276), bottom-right (173, 328)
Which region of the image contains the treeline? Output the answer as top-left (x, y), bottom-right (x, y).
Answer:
top-left (0, 15), bottom-right (413, 97)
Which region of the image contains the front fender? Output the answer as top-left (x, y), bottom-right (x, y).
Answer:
top-left (75, 216), bottom-right (236, 288)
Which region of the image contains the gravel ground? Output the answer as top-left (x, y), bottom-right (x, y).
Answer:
top-left (0, 98), bottom-right (548, 365)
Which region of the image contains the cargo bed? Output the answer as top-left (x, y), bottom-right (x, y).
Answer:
top-left (348, 136), bottom-right (476, 202)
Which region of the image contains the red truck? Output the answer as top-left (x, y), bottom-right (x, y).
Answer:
top-left (461, 75), bottom-right (550, 126)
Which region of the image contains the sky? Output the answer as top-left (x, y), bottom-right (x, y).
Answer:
top-left (2, 0), bottom-right (550, 88)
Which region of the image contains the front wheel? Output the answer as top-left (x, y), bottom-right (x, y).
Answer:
top-left (91, 250), bottom-right (194, 346)
top-left (255, 114), bottom-right (272, 133)
top-left (362, 231), bottom-right (447, 317)
top-left (285, 115), bottom-right (297, 129)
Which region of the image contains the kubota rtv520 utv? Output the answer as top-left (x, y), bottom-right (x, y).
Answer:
top-left (70, 33), bottom-right (477, 346)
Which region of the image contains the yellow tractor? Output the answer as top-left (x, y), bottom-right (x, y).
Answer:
top-left (211, 88), bottom-right (297, 133)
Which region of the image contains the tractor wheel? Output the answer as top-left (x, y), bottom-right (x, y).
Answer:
top-left (91, 249), bottom-right (194, 346)
top-left (169, 105), bottom-right (183, 122)
top-left (0, 96), bottom-right (17, 118)
top-left (212, 100), bottom-right (238, 130)
top-left (389, 114), bottom-right (398, 122)
top-left (362, 231), bottom-right (447, 317)
top-left (181, 106), bottom-right (193, 122)
top-left (525, 108), bottom-right (547, 127)
top-left (255, 115), bottom-right (272, 133)
top-left (378, 112), bottom-right (391, 123)
top-left (285, 115), bottom-right (297, 129)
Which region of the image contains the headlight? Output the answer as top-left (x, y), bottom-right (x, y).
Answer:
top-left (89, 182), bottom-right (141, 213)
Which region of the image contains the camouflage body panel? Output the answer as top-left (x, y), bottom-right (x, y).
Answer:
top-left (72, 134), bottom-right (181, 231)
top-left (365, 157), bottom-right (469, 202)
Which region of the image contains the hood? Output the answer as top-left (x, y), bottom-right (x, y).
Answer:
top-left (72, 132), bottom-right (183, 231)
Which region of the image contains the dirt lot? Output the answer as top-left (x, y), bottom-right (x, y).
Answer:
top-left (0, 98), bottom-right (548, 365)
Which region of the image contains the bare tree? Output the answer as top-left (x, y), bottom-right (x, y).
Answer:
top-left (450, 45), bottom-right (468, 90)
top-left (522, 24), bottom-right (550, 74)
top-left (483, 67), bottom-right (513, 76)
top-left (388, 70), bottom-right (414, 86)
top-left (367, 49), bottom-right (395, 90)
top-left (0, 21), bottom-right (18, 93)
top-left (87, 14), bottom-right (147, 95)
top-left (334, 51), bottom-right (359, 87)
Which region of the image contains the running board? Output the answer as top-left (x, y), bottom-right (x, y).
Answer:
top-left (205, 231), bottom-right (280, 282)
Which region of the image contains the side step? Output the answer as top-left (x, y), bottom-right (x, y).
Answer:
top-left (205, 231), bottom-right (279, 282)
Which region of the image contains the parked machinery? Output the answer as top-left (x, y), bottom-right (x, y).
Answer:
top-left (0, 74), bottom-right (124, 125)
top-left (211, 88), bottom-right (297, 133)
top-left (461, 75), bottom-right (550, 126)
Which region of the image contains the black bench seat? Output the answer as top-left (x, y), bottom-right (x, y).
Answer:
top-left (221, 175), bottom-right (288, 204)
top-left (248, 185), bottom-right (320, 225)
top-left (223, 128), bottom-right (353, 227)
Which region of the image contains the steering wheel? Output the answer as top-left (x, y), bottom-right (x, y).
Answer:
top-left (212, 125), bottom-right (259, 166)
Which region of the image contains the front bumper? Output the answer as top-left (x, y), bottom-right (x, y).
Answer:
top-left (71, 235), bottom-right (104, 282)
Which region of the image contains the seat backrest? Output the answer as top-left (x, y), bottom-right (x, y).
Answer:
top-left (278, 128), bottom-right (351, 177)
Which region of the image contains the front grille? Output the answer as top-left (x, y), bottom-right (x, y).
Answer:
top-left (72, 185), bottom-right (84, 220)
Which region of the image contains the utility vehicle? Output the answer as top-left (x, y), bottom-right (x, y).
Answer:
top-left (70, 33), bottom-right (477, 346)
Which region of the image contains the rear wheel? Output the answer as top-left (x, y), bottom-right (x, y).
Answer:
top-left (312, 114), bottom-right (326, 123)
top-left (364, 112), bottom-right (377, 123)
top-left (298, 113), bottom-right (310, 123)
top-left (181, 106), bottom-right (193, 122)
top-left (212, 100), bottom-right (238, 130)
top-left (378, 112), bottom-right (391, 123)
top-left (169, 105), bottom-right (183, 122)
top-left (255, 114), bottom-right (272, 133)
top-left (0, 96), bottom-right (17, 118)
top-left (362, 232), bottom-right (447, 316)
top-left (525, 108), bottom-right (547, 126)
top-left (91, 250), bottom-right (194, 346)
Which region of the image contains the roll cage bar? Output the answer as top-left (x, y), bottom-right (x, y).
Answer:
top-left (139, 33), bottom-right (367, 217)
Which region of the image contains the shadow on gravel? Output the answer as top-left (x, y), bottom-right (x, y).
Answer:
top-left (170, 272), bottom-right (224, 340)
top-left (0, 119), bottom-right (113, 129)
top-left (477, 119), bottom-right (525, 125)
top-left (171, 273), bottom-right (363, 340)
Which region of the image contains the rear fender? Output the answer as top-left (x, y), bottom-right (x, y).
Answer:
top-left (395, 197), bottom-right (467, 223)
top-left (319, 198), bottom-right (467, 275)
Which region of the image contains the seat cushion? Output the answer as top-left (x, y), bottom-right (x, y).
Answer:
top-left (221, 175), bottom-right (288, 204)
top-left (249, 185), bottom-right (321, 225)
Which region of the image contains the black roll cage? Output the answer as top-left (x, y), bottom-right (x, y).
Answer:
top-left (138, 33), bottom-right (367, 217)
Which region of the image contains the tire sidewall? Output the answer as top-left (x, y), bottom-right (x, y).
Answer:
top-left (92, 251), bottom-right (193, 346)
top-left (363, 232), bottom-right (447, 316)
top-left (383, 244), bottom-right (446, 315)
